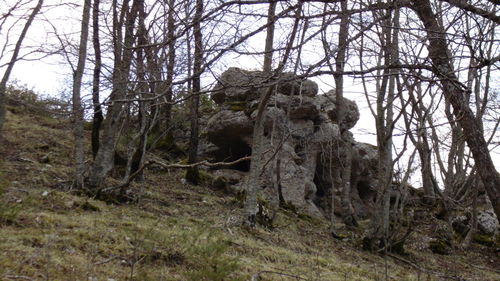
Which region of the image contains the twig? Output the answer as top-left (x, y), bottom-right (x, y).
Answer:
top-left (250, 270), bottom-right (308, 281)
top-left (93, 255), bottom-right (121, 265)
top-left (466, 262), bottom-right (500, 274)
top-left (4, 275), bottom-right (35, 281)
top-left (148, 154), bottom-right (252, 169)
top-left (386, 253), bottom-right (420, 269)
top-left (387, 253), bottom-right (470, 281)
top-left (100, 155), bottom-right (252, 193)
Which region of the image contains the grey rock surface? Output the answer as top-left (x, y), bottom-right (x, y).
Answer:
top-left (206, 68), bottom-right (378, 219)
top-left (477, 209), bottom-right (498, 236)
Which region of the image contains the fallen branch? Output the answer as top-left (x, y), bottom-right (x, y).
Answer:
top-left (4, 275), bottom-right (35, 281)
top-left (100, 155), bottom-right (252, 193)
top-left (466, 262), bottom-right (500, 274)
top-left (148, 154), bottom-right (251, 169)
top-left (93, 255), bottom-right (121, 266)
top-left (387, 253), bottom-right (470, 281)
top-left (250, 270), bottom-right (308, 281)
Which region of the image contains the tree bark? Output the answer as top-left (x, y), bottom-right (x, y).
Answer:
top-left (91, 0), bottom-right (103, 159)
top-left (411, 0), bottom-right (500, 222)
top-left (72, 0), bottom-right (92, 188)
top-left (244, 2), bottom-right (303, 227)
top-left (87, 0), bottom-right (142, 189)
top-left (364, 8), bottom-right (399, 250)
top-left (164, 0), bottom-right (176, 130)
top-left (262, 0), bottom-right (277, 73)
top-left (334, 0), bottom-right (357, 228)
top-left (0, 0), bottom-right (43, 134)
top-left (185, 0), bottom-right (203, 184)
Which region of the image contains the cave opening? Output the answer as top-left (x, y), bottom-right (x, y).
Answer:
top-left (357, 181), bottom-right (376, 204)
top-left (214, 138), bottom-right (252, 171)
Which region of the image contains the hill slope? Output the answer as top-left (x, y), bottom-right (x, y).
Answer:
top-left (0, 104), bottom-right (499, 281)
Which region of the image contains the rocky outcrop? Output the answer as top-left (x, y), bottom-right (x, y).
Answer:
top-left (451, 209), bottom-right (499, 237)
top-left (205, 68), bottom-right (378, 218)
top-left (477, 210), bottom-right (498, 235)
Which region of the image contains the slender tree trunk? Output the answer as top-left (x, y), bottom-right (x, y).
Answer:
top-left (365, 8), bottom-right (399, 250)
top-left (418, 139), bottom-right (436, 200)
top-left (123, 1), bottom-right (148, 181)
top-left (411, 0), bottom-right (500, 223)
top-left (333, 0), bottom-right (357, 228)
top-left (87, 0), bottom-right (142, 189)
top-left (185, 0), bottom-right (203, 184)
top-left (91, 0), bottom-right (103, 159)
top-left (0, 0), bottom-right (43, 134)
top-left (262, 0), bottom-right (277, 73)
top-left (244, 2), bottom-right (303, 227)
top-left (72, 0), bottom-right (92, 188)
top-left (404, 80), bottom-right (437, 201)
top-left (165, 0), bottom-right (176, 129)
top-left (244, 0), bottom-right (278, 227)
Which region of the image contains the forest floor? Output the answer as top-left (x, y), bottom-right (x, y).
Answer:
top-left (0, 102), bottom-right (499, 281)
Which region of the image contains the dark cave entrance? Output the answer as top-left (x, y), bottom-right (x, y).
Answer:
top-left (356, 181), bottom-right (376, 204)
top-left (214, 138), bottom-right (252, 171)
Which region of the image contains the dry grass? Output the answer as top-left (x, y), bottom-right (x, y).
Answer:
top-left (0, 106), bottom-right (499, 281)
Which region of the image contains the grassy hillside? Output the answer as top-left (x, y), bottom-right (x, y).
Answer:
top-left (0, 101), bottom-right (499, 281)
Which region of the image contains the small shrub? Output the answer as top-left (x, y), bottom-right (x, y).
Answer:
top-left (5, 83), bottom-right (70, 116)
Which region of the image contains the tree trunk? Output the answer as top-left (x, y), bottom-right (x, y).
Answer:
top-left (333, 0), bottom-right (357, 228)
top-left (364, 8), bottom-right (399, 250)
top-left (244, 2), bottom-right (302, 227)
top-left (0, 0), bottom-right (43, 134)
top-left (411, 0), bottom-right (500, 223)
top-left (404, 80), bottom-right (437, 201)
top-left (123, 1), bottom-right (149, 182)
top-left (87, 0), bottom-right (142, 189)
top-left (72, 0), bottom-right (92, 189)
top-left (91, 0), bottom-right (103, 159)
top-left (243, 0), bottom-right (278, 227)
top-left (185, 0), bottom-right (203, 184)
top-left (164, 0), bottom-right (176, 130)
top-left (262, 0), bottom-right (277, 73)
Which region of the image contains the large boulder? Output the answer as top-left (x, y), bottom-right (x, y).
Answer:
top-left (451, 209), bottom-right (498, 237)
top-left (277, 72), bottom-right (319, 97)
top-left (206, 110), bottom-right (253, 147)
top-left (211, 68), bottom-right (319, 105)
top-left (206, 68), bottom-right (378, 218)
top-left (477, 210), bottom-right (498, 236)
top-left (211, 67), bottom-right (267, 104)
top-left (316, 90), bottom-right (360, 130)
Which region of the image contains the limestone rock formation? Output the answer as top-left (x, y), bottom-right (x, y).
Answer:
top-left (451, 209), bottom-right (498, 237)
top-left (206, 68), bottom-right (378, 218)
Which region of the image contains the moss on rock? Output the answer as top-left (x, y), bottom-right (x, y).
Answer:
top-left (429, 239), bottom-right (451, 255)
top-left (472, 233), bottom-right (495, 247)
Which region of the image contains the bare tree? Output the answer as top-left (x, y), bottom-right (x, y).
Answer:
top-left (334, 0), bottom-right (357, 228)
top-left (363, 7), bottom-right (401, 250)
top-left (262, 0), bottom-right (277, 73)
top-left (185, 0), bottom-right (204, 184)
top-left (91, 0), bottom-right (103, 159)
top-left (72, 0), bottom-right (92, 188)
top-left (0, 0), bottom-right (44, 133)
top-left (164, 0), bottom-right (176, 131)
top-left (410, 0), bottom-right (500, 222)
top-left (87, 0), bottom-right (143, 189)
top-left (244, 1), bottom-right (303, 227)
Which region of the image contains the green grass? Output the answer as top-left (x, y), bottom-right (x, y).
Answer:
top-left (0, 102), bottom-right (499, 281)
